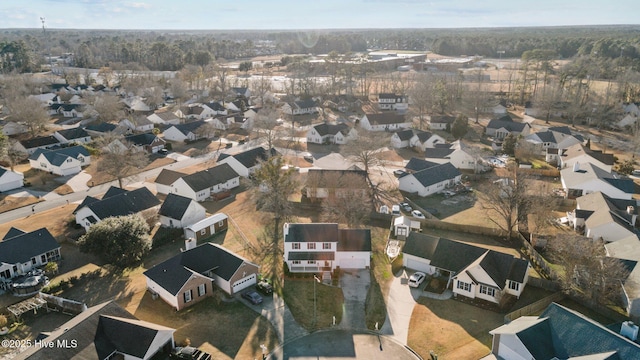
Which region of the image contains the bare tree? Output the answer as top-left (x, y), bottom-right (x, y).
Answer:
top-left (97, 137), bottom-right (149, 188)
top-left (477, 166), bottom-right (530, 240)
top-left (408, 73), bottom-right (435, 130)
top-left (2, 139), bottom-right (27, 171)
top-left (253, 106), bottom-right (285, 150)
top-left (342, 130), bottom-right (390, 205)
top-left (194, 122), bottom-right (217, 140)
top-left (250, 71), bottom-right (273, 107)
top-left (6, 97), bottom-right (49, 136)
top-left (320, 173), bottom-right (373, 228)
top-left (87, 93), bottom-right (125, 122)
top-left (533, 81), bottom-right (560, 124)
top-left (464, 69), bottom-right (492, 124)
top-left (546, 234), bottom-right (630, 306)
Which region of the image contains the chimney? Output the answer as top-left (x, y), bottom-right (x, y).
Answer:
top-left (621, 321), bottom-right (639, 341)
top-left (573, 162), bottom-right (580, 172)
top-left (185, 238), bottom-right (196, 251)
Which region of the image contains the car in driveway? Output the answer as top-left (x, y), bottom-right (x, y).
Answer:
top-left (391, 204), bottom-right (401, 216)
top-left (170, 346), bottom-right (212, 360)
top-left (242, 290), bottom-right (263, 305)
top-left (411, 210), bottom-right (425, 219)
top-left (400, 202), bottom-right (412, 212)
top-left (408, 272), bottom-right (426, 288)
top-left (256, 280), bottom-right (273, 295)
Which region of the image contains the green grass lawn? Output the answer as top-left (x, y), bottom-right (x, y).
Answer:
top-left (283, 278), bottom-right (344, 331)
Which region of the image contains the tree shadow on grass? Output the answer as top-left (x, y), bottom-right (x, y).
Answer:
top-left (56, 268), bottom-right (133, 307)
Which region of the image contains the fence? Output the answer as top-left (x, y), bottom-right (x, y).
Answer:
top-left (38, 292), bottom-right (87, 315)
top-left (419, 218), bottom-right (507, 238)
top-left (518, 168), bottom-right (560, 177)
top-left (517, 231), bottom-right (555, 280)
top-left (503, 291), bottom-right (565, 323)
top-left (527, 277), bottom-right (561, 292)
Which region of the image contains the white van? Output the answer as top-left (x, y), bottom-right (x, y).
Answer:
top-left (391, 205), bottom-right (401, 216)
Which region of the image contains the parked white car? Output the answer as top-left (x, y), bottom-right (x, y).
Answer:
top-left (411, 210), bottom-right (425, 219)
top-left (408, 272), bottom-right (426, 288)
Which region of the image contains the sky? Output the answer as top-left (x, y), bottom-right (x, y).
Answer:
top-left (0, 0), bottom-right (638, 30)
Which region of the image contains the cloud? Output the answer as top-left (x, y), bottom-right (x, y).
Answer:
top-left (126, 2), bottom-right (152, 9)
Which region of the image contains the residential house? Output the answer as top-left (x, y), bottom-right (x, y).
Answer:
top-left (409, 131), bottom-right (447, 151)
top-left (306, 123), bottom-right (357, 145)
top-left (75, 187), bottom-right (161, 231)
top-left (28, 145), bottom-right (91, 176)
top-left (125, 132), bottom-right (166, 153)
top-left (567, 191), bottom-right (638, 243)
top-left (491, 104), bottom-right (508, 115)
top-left (398, 162), bottom-right (462, 197)
top-left (377, 93), bottom-right (408, 112)
top-left (119, 117), bottom-right (155, 132)
top-left (144, 242), bottom-right (259, 310)
top-left (1, 121), bottom-right (28, 136)
top-left (183, 213), bottom-right (228, 241)
top-left (485, 115), bottom-right (532, 139)
top-left (53, 127), bottom-right (92, 145)
top-left (557, 143), bottom-right (615, 172)
top-left (487, 303), bottom-right (640, 359)
top-left (217, 147), bottom-right (278, 177)
top-left (0, 167), bottom-right (23, 192)
top-left (154, 169), bottom-right (187, 195)
top-left (429, 115), bottom-right (455, 131)
top-left (122, 96), bottom-right (152, 113)
top-left (18, 301), bottom-right (176, 360)
top-left (232, 87), bottom-right (251, 98)
top-left (624, 102), bottom-right (640, 117)
top-left (14, 136), bottom-right (60, 155)
top-left (158, 193), bottom-right (207, 229)
top-left (360, 113), bottom-right (411, 131)
top-left (282, 99), bottom-right (319, 115)
top-left (162, 120), bottom-right (208, 142)
top-left (147, 110), bottom-right (183, 125)
top-left (561, 162), bottom-right (634, 200)
top-left (403, 232), bottom-right (530, 304)
top-left (390, 129), bottom-right (417, 148)
top-left (49, 103), bottom-right (84, 118)
top-left (84, 122), bottom-right (124, 137)
top-left (305, 169), bottom-right (369, 201)
top-left (170, 163), bottom-right (240, 202)
top-left (0, 227), bottom-right (60, 282)
top-left (605, 237), bottom-right (640, 319)
top-left (525, 127), bottom-right (583, 156)
top-left (283, 223), bottom-right (372, 272)
top-left (424, 140), bottom-right (479, 171)
top-left (616, 113), bottom-right (638, 129)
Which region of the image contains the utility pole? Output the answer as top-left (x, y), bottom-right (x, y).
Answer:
top-left (497, 50), bottom-right (505, 93)
top-left (40, 17), bottom-right (45, 35)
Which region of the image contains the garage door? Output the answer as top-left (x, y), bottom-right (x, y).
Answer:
top-left (232, 273), bottom-right (256, 293)
top-left (339, 259), bottom-right (366, 269)
top-left (405, 258), bottom-right (431, 273)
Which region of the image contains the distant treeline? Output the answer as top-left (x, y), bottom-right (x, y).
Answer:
top-left (1, 26), bottom-right (640, 73)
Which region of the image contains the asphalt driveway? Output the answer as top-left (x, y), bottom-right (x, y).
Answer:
top-left (338, 269), bottom-right (370, 330)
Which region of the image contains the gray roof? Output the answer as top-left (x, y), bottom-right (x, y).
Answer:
top-left (487, 115), bottom-right (530, 132)
top-left (514, 303), bottom-right (640, 359)
top-left (313, 123), bottom-right (351, 136)
top-left (19, 136), bottom-right (60, 149)
top-left (83, 187), bottom-right (160, 221)
top-left (409, 162), bottom-right (461, 188)
top-left (424, 147), bottom-right (455, 159)
top-left (430, 115), bottom-right (455, 124)
top-left (125, 132), bottom-right (162, 146)
top-left (364, 113), bottom-right (408, 126)
top-left (159, 193), bottom-right (195, 220)
top-left (415, 131), bottom-right (436, 142)
top-left (154, 169), bottom-right (186, 186)
top-left (562, 163), bottom-right (634, 195)
top-left (169, 120), bottom-right (206, 136)
top-left (0, 228), bottom-right (59, 265)
top-left (294, 99), bottom-right (317, 109)
top-left (28, 145), bottom-right (90, 166)
top-left (285, 223), bottom-right (339, 243)
top-left (181, 163), bottom-right (239, 192)
top-left (55, 127), bottom-right (90, 141)
top-left (143, 243), bottom-right (252, 295)
top-left (305, 169), bottom-right (369, 190)
top-left (394, 129), bottom-right (415, 141)
top-left (217, 147), bottom-right (278, 169)
top-left (85, 122), bottom-right (117, 133)
top-left (3, 227), bottom-right (26, 240)
top-left (337, 229), bottom-right (372, 251)
top-left (405, 157), bottom-right (439, 173)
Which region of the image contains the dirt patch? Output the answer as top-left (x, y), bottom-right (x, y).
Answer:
top-left (53, 184), bottom-right (74, 195)
top-left (408, 298), bottom-right (503, 360)
top-left (0, 204), bottom-right (76, 240)
top-left (0, 195), bottom-right (41, 214)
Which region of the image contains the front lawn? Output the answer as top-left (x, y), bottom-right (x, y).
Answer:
top-left (283, 278), bottom-right (344, 330)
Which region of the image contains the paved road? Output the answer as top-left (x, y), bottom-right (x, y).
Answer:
top-left (270, 329), bottom-right (421, 360)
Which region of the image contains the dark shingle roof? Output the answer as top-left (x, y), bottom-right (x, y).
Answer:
top-left (415, 131), bottom-right (436, 142)
top-left (478, 251), bottom-right (529, 288)
top-left (394, 129), bottom-right (415, 141)
top-left (217, 147), bottom-right (278, 169)
top-left (159, 193), bottom-right (194, 220)
top-left (103, 186), bottom-right (128, 199)
top-left (28, 145), bottom-right (89, 166)
top-left (0, 228), bottom-right (59, 264)
top-left (604, 178), bottom-right (636, 194)
top-left (73, 196), bottom-right (99, 214)
top-left (83, 187), bottom-right (160, 220)
top-left (364, 113), bottom-right (408, 126)
top-left (424, 147), bottom-right (455, 159)
top-left (125, 132), bottom-right (161, 146)
top-left (181, 163), bottom-right (239, 192)
top-left (295, 99), bottom-right (317, 109)
top-left (169, 120), bottom-right (206, 136)
top-left (55, 127), bottom-right (89, 140)
top-left (405, 157), bottom-right (439, 172)
top-left (487, 115), bottom-right (530, 132)
top-left (155, 169), bottom-right (186, 186)
top-left (3, 227), bottom-right (26, 240)
top-left (95, 315), bottom-right (167, 359)
top-left (430, 115), bottom-right (455, 124)
top-left (403, 233), bottom-right (486, 272)
top-left (410, 162), bottom-right (461, 187)
top-left (285, 223), bottom-right (339, 243)
top-left (144, 243), bottom-right (252, 295)
top-left (337, 229), bottom-right (371, 251)
top-left (85, 122), bottom-right (117, 133)
top-left (517, 303), bottom-right (640, 359)
top-left (305, 169), bottom-right (369, 190)
top-left (313, 123), bottom-right (351, 136)
top-left (19, 136), bottom-right (60, 149)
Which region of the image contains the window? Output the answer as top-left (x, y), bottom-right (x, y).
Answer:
top-left (292, 243), bottom-right (301, 250)
top-left (308, 260), bottom-right (316, 264)
top-left (480, 285), bottom-right (496, 297)
top-left (200, 229), bottom-right (207, 235)
top-left (457, 281), bottom-right (471, 292)
top-left (323, 243), bottom-right (331, 250)
top-left (41, 255), bottom-right (46, 263)
top-left (31, 258), bottom-right (36, 265)
top-left (218, 221), bottom-right (224, 227)
top-left (307, 243), bottom-right (316, 250)
top-left (292, 260), bottom-right (301, 265)
top-left (198, 283), bottom-right (206, 297)
top-left (184, 289), bottom-right (193, 303)
top-left (509, 281), bottom-right (520, 291)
